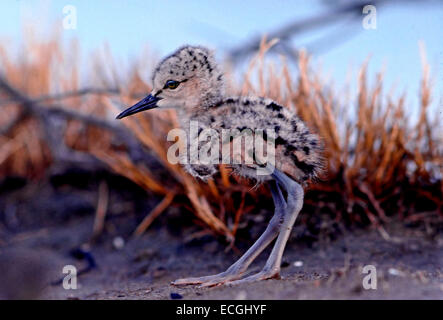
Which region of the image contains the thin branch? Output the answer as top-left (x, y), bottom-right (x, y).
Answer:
top-left (0, 77), bottom-right (119, 130)
top-left (0, 87), bottom-right (148, 107)
top-left (227, 0), bottom-right (428, 63)
top-left (29, 88), bottom-right (121, 103)
top-left (133, 192), bottom-right (175, 237)
top-left (0, 76), bottom-right (154, 171)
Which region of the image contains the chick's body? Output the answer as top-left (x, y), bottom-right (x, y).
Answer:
top-left (179, 95), bottom-right (323, 184)
top-left (116, 45), bottom-right (325, 287)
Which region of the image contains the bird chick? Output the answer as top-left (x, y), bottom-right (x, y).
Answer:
top-left (117, 45), bottom-right (324, 287)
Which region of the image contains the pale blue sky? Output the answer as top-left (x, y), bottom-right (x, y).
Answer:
top-left (0, 0), bottom-right (442, 111)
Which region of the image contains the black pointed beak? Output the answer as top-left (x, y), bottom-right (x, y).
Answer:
top-left (116, 94), bottom-right (161, 119)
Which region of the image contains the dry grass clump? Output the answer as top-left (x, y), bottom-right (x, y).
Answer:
top-left (0, 35), bottom-right (441, 241)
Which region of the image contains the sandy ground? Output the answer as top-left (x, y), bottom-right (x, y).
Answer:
top-left (1, 215), bottom-right (441, 300)
top-left (0, 173), bottom-right (442, 300)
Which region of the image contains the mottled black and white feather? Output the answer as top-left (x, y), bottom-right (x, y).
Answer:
top-left (151, 46), bottom-right (325, 184)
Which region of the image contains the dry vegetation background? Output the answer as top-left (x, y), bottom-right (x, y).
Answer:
top-left (0, 33), bottom-right (442, 243)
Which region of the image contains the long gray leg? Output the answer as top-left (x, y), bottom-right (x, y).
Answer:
top-left (229, 169), bottom-right (304, 284)
top-left (172, 180), bottom-right (286, 287)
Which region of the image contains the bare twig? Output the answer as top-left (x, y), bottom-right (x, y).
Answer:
top-left (133, 192), bottom-right (175, 237)
top-left (0, 77), bottom-right (119, 130)
top-left (0, 76), bottom-right (153, 171)
top-left (227, 0), bottom-right (432, 63)
top-left (92, 180), bottom-right (110, 239)
top-left (0, 88), bottom-right (148, 107)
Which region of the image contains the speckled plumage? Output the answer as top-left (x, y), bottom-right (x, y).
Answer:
top-left (185, 96), bottom-right (324, 183)
top-left (150, 46), bottom-right (324, 183)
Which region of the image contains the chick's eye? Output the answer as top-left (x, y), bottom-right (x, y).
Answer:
top-left (165, 80), bottom-right (180, 90)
